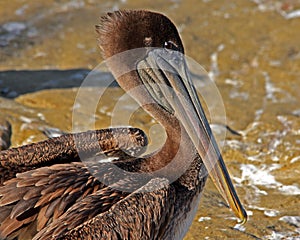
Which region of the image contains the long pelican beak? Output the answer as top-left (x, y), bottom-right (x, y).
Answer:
top-left (137, 48), bottom-right (247, 224)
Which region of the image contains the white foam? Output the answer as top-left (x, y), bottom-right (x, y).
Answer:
top-left (225, 78), bottom-right (243, 87)
top-left (198, 217), bottom-right (211, 222)
top-left (208, 44), bottom-right (225, 81)
top-left (233, 223), bottom-right (246, 232)
top-left (264, 209), bottom-right (280, 217)
top-left (283, 9), bottom-right (300, 19)
top-left (291, 156), bottom-right (300, 164)
top-left (240, 164), bottom-right (281, 186)
top-left (278, 185), bottom-right (300, 195)
top-left (237, 164), bottom-right (300, 195)
top-left (19, 116), bottom-right (34, 124)
top-left (279, 216), bottom-right (300, 227)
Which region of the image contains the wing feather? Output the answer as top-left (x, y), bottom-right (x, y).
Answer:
top-left (0, 128), bottom-right (147, 184)
top-left (0, 127), bottom-right (149, 239)
top-left (35, 178), bottom-right (175, 240)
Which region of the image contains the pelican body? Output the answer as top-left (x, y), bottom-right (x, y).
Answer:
top-left (0, 10), bottom-right (247, 240)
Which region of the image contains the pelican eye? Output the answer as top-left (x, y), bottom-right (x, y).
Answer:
top-left (164, 40), bottom-right (179, 51)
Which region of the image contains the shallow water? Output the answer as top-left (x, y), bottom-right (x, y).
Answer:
top-left (1, 0), bottom-right (300, 239)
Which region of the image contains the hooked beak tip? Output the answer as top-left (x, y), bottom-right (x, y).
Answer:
top-left (237, 208), bottom-right (248, 224)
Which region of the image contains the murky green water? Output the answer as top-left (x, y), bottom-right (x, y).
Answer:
top-left (1, 0), bottom-right (300, 239)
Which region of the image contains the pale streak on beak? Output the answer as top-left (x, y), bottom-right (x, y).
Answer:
top-left (141, 49), bottom-right (247, 224)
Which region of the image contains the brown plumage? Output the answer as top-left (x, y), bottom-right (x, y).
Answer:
top-left (0, 128), bottom-right (147, 239)
top-left (0, 119), bottom-right (11, 151)
top-left (0, 10), bottom-right (246, 240)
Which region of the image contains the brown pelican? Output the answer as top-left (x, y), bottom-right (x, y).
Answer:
top-left (0, 10), bottom-right (247, 240)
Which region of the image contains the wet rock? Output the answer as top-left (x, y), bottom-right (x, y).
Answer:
top-left (0, 69), bottom-right (115, 98)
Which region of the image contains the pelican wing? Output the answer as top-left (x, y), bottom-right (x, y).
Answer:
top-left (34, 178), bottom-right (175, 240)
top-left (0, 162), bottom-right (108, 239)
top-left (0, 127), bottom-right (148, 239)
top-left (0, 127), bottom-right (147, 184)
